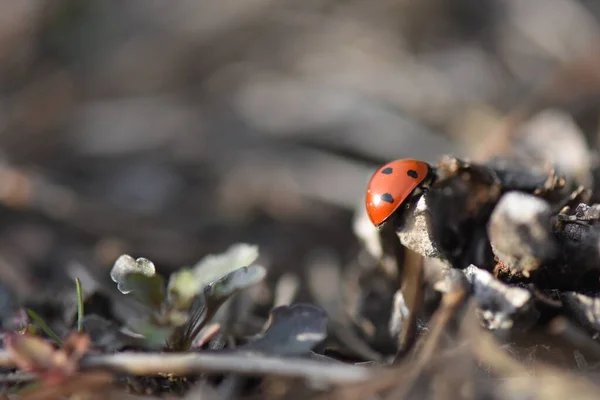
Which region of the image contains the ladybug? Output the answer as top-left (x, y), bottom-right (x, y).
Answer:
top-left (365, 159), bottom-right (436, 227)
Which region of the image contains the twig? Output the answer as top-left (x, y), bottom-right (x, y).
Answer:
top-left (78, 352), bottom-right (371, 383)
top-left (0, 349), bottom-right (372, 386)
top-left (385, 279), bottom-right (468, 399)
top-left (394, 247), bottom-right (424, 361)
top-left (322, 274), bottom-right (469, 400)
top-left (461, 300), bottom-right (529, 377)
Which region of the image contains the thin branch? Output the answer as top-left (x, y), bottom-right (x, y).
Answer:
top-left (394, 247), bottom-right (425, 360)
top-left (79, 352), bottom-right (372, 383)
top-left (548, 316), bottom-right (600, 360)
top-left (0, 350), bottom-right (372, 384)
top-left (81, 353), bottom-right (373, 383)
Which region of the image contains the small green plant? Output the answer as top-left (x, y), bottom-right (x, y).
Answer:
top-left (24, 277), bottom-right (87, 346)
top-left (6, 278), bottom-right (93, 394)
top-left (109, 243), bottom-right (266, 351)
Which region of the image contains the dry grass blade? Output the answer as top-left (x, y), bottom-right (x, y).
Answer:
top-left (394, 247), bottom-right (425, 361)
top-left (322, 274), bottom-right (468, 400)
top-left (385, 275), bottom-right (469, 399)
top-left (461, 299), bottom-right (529, 377)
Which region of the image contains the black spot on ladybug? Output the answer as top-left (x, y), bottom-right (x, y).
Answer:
top-left (381, 167), bottom-right (393, 175)
top-left (381, 193), bottom-right (394, 203)
top-left (407, 170), bottom-right (419, 179)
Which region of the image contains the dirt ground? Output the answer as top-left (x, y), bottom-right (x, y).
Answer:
top-left (2, 1), bottom-right (600, 399)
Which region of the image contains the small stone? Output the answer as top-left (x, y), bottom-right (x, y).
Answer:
top-left (389, 290), bottom-right (410, 339)
top-left (396, 194), bottom-right (444, 259)
top-left (434, 268), bottom-right (470, 294)
top-left (554, 207), bottom-right (600, 276)
top-left (563, 292), bottom-right (600, 332)
top-left (516, 110), bottom-right (592, 187)
top-left (463, 265), bottom-right (539, 330)
top-left (488, 191), bottom-right (557, 275)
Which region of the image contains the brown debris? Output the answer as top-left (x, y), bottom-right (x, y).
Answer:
top-left (4, 332), bottom-right (90, 387)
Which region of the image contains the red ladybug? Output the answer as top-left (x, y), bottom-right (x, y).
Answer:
top-left (365, 159), bottom-right (435, 227)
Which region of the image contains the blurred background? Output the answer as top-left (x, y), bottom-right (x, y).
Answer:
top-left (0, 0), bottom-right (600, 308)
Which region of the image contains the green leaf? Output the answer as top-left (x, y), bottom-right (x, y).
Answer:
top-left (128, 319), bottom-right (173, 350)
top-left (125, 273), bottom-right (166, 308)
top-left (238, 303), bottom-right (328, 356)
top-left (205, 265), bottom-right (266, 303)
top-left (166, 265), bottom-right (266, 351)
top-left (192, 243), bottom-right (259, 288)
top-left (190, 265), bottom-right (266, 343)
top-left (110, 254), bottom-right (166, 308)
top-left (166, 243), bottom-right (260, 309)
top-left (110, 254), bottom-right (157, 294)
top-left (167, 269), bottom-right (197, 310)
top-left (166, 297), bottom-right (206, 351)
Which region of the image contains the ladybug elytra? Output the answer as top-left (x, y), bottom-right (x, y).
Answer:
top-left (365, 159), bottom-right (435, 227)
